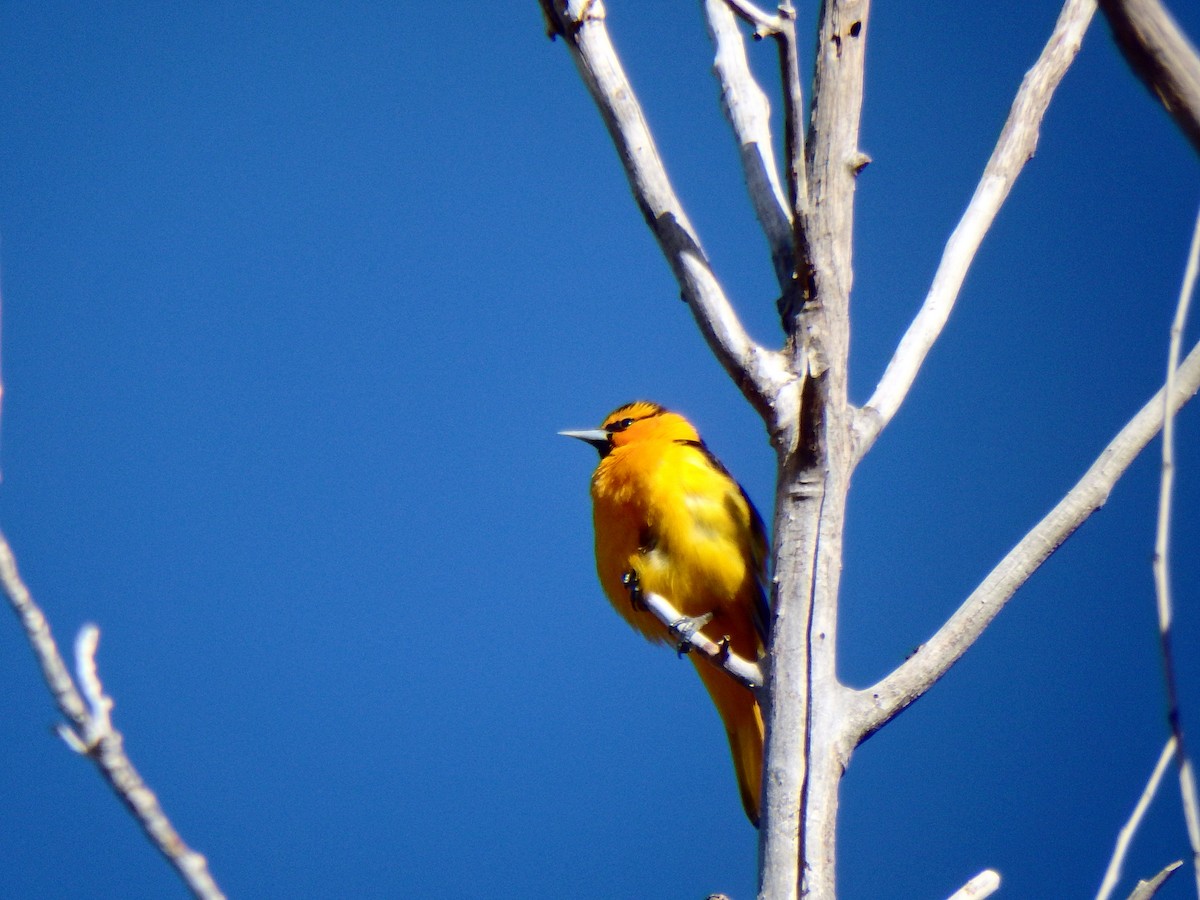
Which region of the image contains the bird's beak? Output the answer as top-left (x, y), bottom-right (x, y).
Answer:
top-left (559, 428), bottom-right (610, 454)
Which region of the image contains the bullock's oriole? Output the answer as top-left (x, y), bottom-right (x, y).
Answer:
top-left (561, 400), bottom-right (769, 826)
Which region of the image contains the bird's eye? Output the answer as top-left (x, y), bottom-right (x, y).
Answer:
top-left (609, 417), bottom-right (636, 433)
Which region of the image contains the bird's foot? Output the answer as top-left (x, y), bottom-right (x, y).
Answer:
top-left (621, 570), bottom-right (645, 611)
top-left (715, 635), bottom-right (732, 662)
top-left (670, 612), bottom-right (714, 657)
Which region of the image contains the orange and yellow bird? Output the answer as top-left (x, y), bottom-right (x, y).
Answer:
top-left (561, 400), bottom-right (769, 826)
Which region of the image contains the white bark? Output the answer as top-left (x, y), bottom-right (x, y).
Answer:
top-left (756, 0), bottom-right (868, 895)
top-left (945, 869), bottom-right (1001, 900)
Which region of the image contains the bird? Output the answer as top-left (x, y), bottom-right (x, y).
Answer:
top-left (561, 400), bottom-right (769, 826)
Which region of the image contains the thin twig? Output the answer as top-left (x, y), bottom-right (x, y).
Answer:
top-left (1096, 737), bottom-right (1177, 900)
top-left (1099, 0), bottom-right (1200, 156)
top-left (722, 0), bottom-right (812, 266)
top-left (774, 3), bottom-right (814, 319)
top-left (707, 0), bottom-right (816, 335)
top-left (540, 0), bottom-right (791, 420)
top-left (773, 3), bottom-right (808, 222)
top-left (0, 534), bottom-right (226, 900)
top-left (705, 0), bottom-right (794, 290)
top-left (946, 869), bottom-right (1001, 900)
top-left (855, 0), bottom-right (1097, 459)
top-left (74, 625), bottom-right (114, 744)
top-left (849, 335), bottom-right (1200, 741)
top-left (640, 590), bottom-right (764, 692)
top-left (1153, 202), bottom-right (1200, 898)
top-left (1127, 861), bottom-right (1185, 900)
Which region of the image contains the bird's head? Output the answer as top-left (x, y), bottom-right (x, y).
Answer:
top-left (560, 400), bottom-right (700, 458)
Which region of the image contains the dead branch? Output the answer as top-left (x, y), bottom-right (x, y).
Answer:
top-left (1096, 737), bottom-right (1177, 900)
top-left (538, 0), bottom-right (791, 419)
top-left (0, 534), bottom-right (225, 900)
top-left (945, 869), bottom-right (1001, 900)
top-left (850, 335), bottom-right (1200, 740)
top-left (705, 0), bottom-right (794, 289)
top-left (1152, 202), bottom-right (1200, 897)
top-left (855, 0), bottom-right (1097, 459)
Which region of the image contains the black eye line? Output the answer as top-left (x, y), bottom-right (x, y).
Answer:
top-left (606, 416), bottom-right (638, 434)
top-left (605, 404), bottom-right (666, 435)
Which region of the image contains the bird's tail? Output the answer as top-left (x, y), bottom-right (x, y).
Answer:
top-left (693, 657), bottom-right (764, 827)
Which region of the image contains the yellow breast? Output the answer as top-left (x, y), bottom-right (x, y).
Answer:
top-left (591, 438), bottom-right (757, 643)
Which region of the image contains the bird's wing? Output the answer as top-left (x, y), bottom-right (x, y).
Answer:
top-left (676, 438), bottom-right (772, 647)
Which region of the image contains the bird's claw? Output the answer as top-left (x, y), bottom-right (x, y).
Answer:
top-left (670, 612), bottom-right (714, 656)
top-left (622, 570), bottom-right (646, 611)
top-left (715, 635), bottom-right (732, 662)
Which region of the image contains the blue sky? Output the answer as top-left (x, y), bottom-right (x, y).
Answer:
top-left (1, 2), bottom-right (1199, 898)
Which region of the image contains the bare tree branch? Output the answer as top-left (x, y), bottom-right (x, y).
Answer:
top-left (1100, 0), bottom-right (1200, 156)
top-left (849, 335), bottom-right (1200, 740)
top-left (854, 0), bottom-right (1097, 459)
top-left (787, 0), bottom-right (870, 331)
top-left (538, 0), bottom-right (790, 418)
top-left (1097, 737), bottom-right (1177, 900)
top-left (1126, 860), bottom-right (1184, 900)
top-left (704, 0), bottom-right (795, 290)
top-left (721, 0), bottom-right (815, 286)
top-left (640, 590), bottom-right (764, 691)
top-left (773, 4), bottom-right (816, 324)
top-left (946, 869), bottom-right (1001, 900)
top-left (0, 534), bottom-right (226, 900)
top-left (759, 2), bottom-right (872, 897)
top-left (1153, 201), bottom-right (1200, 898)
top-left (707, 0), bottom-right (820, 337)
